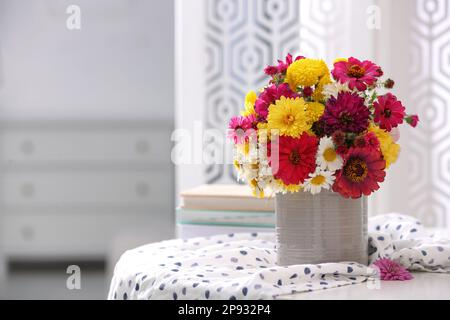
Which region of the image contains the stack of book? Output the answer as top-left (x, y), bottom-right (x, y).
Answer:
top-left (177, 184), bottom-right (275, 238)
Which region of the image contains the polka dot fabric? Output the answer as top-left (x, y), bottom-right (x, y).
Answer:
top-left (108, 214), bottom-right (450, 300)
top-left (368, 213), bottom-right (450, 273)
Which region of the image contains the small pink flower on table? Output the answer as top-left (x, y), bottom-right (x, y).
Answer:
top-left (373, 258), bottom-right (413, 281)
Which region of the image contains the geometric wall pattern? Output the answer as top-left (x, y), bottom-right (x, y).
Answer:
top-left (297, 0), bottom-right (352, 61)
top-left (204, 0), bottom-right (300, 183)
top-left (204, 0), bottom-right (354, 184)
top-left (409, 0), bottom-right (450, 227)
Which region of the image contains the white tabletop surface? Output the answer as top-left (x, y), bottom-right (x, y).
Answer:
top-left (285, 272), bottom-right (450, 300)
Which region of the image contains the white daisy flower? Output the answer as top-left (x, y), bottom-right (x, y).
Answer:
top-left (317, 137), bottom-right (344, 172)
top-left (303, 168), bottom-right (335, 195)
top-left (323, 81), bottom-right (351, 99)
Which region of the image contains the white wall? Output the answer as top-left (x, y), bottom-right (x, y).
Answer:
top-left (0, 0), bottom-right (174, 120)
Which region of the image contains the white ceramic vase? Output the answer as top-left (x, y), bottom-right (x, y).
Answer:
top-left (275, 190), bottom-right (368, 266)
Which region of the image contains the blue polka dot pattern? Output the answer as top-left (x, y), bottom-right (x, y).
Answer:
top-left (109, 214), bottom-right (450, 300)
top-left (368, 213), bottom-right (450, 273)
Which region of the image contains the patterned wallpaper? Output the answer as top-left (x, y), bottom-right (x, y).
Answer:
top-left (203, 0), bottom-right (361, 184)
top-left (297, 0), bottom-right (352, 60)
top-left (409, 0), bottom-right (450, 227)
top-left (204, 0), bottom-right (300, 183)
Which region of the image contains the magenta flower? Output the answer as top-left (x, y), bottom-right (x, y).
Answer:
top-left (321, 92), bottom-right (370, 135)
top-left (406, 114), bottom-right (420, 128)
top-left (373, 93), bottom-right (406, 132)
top-left (264, 53), bottom-right (305, 76)
top-left (373, 258), bottom-right (413, 281)
top-left (228, 115), bottom-right (255, 144)
top-left (255, 83), bottom-right (298, 120)
top-left (332, 57), bottom-right (383, 91)
top-left (264, 65), bottom-right (278, 76)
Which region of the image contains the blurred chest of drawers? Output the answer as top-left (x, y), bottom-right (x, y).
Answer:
top-left (0, 120), bottom-right (174, 258)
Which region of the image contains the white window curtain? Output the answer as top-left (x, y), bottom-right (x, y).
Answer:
top-left (175, 0), bottom-right (450, 228)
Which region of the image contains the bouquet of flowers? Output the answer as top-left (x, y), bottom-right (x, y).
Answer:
top-left (229, 54), bottom-right (419, 199)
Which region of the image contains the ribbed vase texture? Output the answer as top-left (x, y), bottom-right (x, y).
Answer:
top-left (275, 190), bottom-right (368, 266)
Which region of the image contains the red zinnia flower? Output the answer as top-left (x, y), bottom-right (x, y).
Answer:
top-left (255, 84), bottom-right (298, 120)
top-left (373, 93), bottom-right (406, 132)
top-left (271, 134), bottom-right (318, 185)
top-left (332, 147), bottom-right (386, 198)
top-left (321, 92), bottom-right (370, 135)
top-left (332, 57), bottom-right (383, 91)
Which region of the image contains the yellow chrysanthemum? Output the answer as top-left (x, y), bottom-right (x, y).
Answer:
top-left (285, 58), bottom-right (329, 91)
top-left (276, 179), bottom-right (302, 193)
top-left (305, 101), bottom-right (325, 124)
top-left (312, 73), bottom-right (332, 102)
top-left (241, 90), bottom-right (257, 116)
top-left (333, 57), bottom-right (348, 64)
top-left (266, 97), bottom-right (310, 138)
top-left (369, 125), bottom-right (400, 168)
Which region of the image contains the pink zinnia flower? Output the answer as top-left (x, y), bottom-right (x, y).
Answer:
top-left (373, 93), bottom-right (406, 132)
top-left (373, 258), bottom-right (413, 281)
top-left (228, 115), bottom-right (255, 144)
top-left (332, 57), bottom-right (383, 91)
top-left (255, 84), bottom-right (298, 120)
top-left (321, 92), bottom-right (370, 135)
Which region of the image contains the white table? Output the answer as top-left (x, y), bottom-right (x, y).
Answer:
top-left (287, 272), bottom-right (450, 300)
top-left (110, 225), bottom-right (450, 300)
